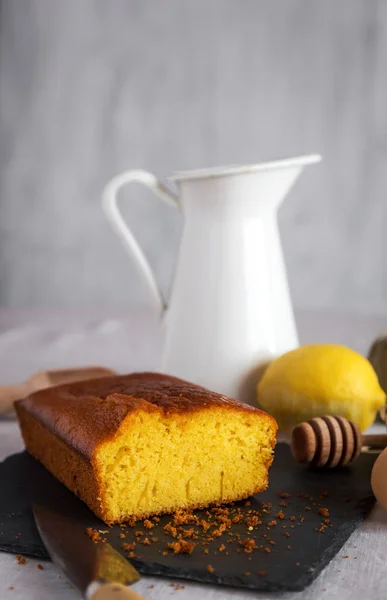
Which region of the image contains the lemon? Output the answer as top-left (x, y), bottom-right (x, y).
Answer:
top-left (257, 344), bottom-right (385, 433)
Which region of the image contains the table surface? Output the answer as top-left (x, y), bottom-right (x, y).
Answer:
top-left (0, 307), bottom-right (386, 600)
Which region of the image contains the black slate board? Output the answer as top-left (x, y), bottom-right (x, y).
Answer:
top-left (0, 444), bottom-right (377, 592)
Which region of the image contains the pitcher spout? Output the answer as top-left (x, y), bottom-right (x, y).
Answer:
top-left (170, 154), bottom-right (322, 214)
top-left (170, 154), bottom-right (322, 183)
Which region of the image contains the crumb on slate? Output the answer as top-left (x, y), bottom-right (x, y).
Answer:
top-left (85, 528), bottom-right (101, 543)
top-left (239, 538), bottom-right (258, 553)
top-left (168, 540), bottom-right (196, 554)
top-left (122, 542), bottom-right (136, 552)
top-left (275, 510), bottom-right (286, 520)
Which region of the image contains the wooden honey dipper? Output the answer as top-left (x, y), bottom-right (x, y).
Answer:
top-left (291, 416), bottom-right (387, 468)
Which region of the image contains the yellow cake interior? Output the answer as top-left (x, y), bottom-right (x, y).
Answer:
top-left (95, 407), bottom-right (276, 522)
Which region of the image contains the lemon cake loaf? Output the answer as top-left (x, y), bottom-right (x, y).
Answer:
top-left (15, 373), bottom-right (277, 524)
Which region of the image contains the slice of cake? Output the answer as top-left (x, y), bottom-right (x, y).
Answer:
top-left (15, 373), bottom-right (277, 524)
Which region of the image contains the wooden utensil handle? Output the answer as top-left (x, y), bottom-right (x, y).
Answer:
top-left (362, 434), bottom-right (387, 448)
top-left (0, 383), bottom-right (30, 415)
top-left (88, 582), bottom-right (145, 600)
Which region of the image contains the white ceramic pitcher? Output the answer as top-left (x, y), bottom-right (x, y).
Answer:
top-left (102, 154), bottom-right (321, 403)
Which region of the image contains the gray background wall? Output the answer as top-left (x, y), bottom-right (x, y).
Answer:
top-left (0, 0), bottom-right (386, 314)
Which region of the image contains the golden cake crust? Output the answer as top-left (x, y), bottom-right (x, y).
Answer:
top-left (16, 372), bottom-right (274, 461)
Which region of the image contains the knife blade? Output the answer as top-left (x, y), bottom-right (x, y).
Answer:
top-left (32, 498), bottom-right (145, 599)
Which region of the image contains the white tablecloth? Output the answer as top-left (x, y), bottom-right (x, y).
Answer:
top-left (0, 308), bottom-right (386, 600)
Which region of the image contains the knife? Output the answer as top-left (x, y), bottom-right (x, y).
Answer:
top-left (32, 502), bottom-right (145, 599)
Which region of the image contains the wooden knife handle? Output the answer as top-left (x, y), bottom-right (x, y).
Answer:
top-left (0, 383), bottom-right (30, 415)
top-left (88, 582), bottom-right (145, 600)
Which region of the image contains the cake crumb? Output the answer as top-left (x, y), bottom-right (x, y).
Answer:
top-left (315, 525), bottom-right (327, 533)
top-left (37, 564), bottom-right (44, 570)
top-left (119, 533), bottom-right (126, 539)
top-left (9, 587), bottom-right (14, 590)
top-left (168, 540), bottom-right (196, 554)
top-left (173, 511), bottom-right (197, 526)
top-left (164, 523), bottom-right (178, 537)
top-left (16, 554), bottom-right (27, 565)
top-left (122, 542), bottom-right (136, 552)
top-left (219, 544), bottom-right (226, 552)
top-left (318, 507), bottom-right (329, 517)
top-left (258, 570), bottom-right (267, 576)
top-left (85, 528), bottom-right (101, 543)
top-left (199, 519), bottom-right (212, 532)
top-left (183, 528), bottom-right (197, 539)
top-left (246, 516), bottom-right (262, 527)
top-left (151, 537), bottom-right (159, 543)
top-left (275, 510), bottom-right (285, 520)
top-left (207, 564), bottom-right (215, 573)
top-left (279, 501), bottom-right (287, 507)
top-left (142, 537), bottom-right (151, 545)
top-left (170, 583), bottom-right (185, 590)
top-left (204, 548), bottom-right (209, 554)
top-left (245, 571), bottom-right (251, 576)
top-left (212, 523), bottom-right (227, 538)
top-left (240, 538), bottom-right (257, 553)
top-left (143, 519), bottom-right (154, 529)
top-left (278, 492), bottom-right (291, 498)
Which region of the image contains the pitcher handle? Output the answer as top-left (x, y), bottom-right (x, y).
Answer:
top-left (102, 170), bottom-right (179, 318)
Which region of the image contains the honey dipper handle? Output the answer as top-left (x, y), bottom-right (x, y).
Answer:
top-left (0, 383), bottom-right (30, 415)
top-left (88, 582), bottom-right (145, 600)
top-left (362, 434), bottom-right (387, 448)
